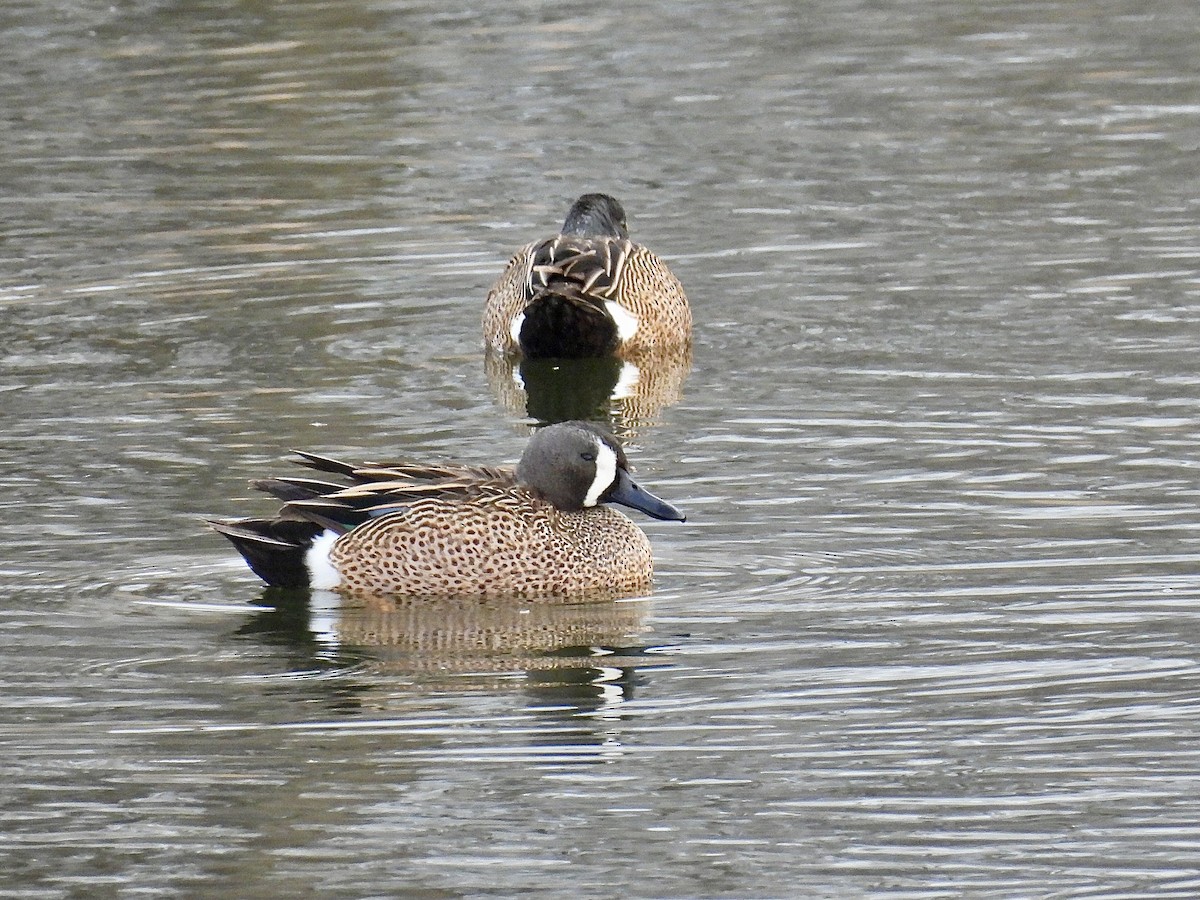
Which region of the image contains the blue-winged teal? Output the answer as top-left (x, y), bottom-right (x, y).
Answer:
top-left (483, 193), bottom-right (692, 358)
top-left (211, 421), bottom-right (685, 599)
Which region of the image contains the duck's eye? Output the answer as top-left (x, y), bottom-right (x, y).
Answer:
top-left (580, 451), bottom-right (596, 462)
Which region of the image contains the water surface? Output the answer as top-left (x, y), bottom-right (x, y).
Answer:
top-left (3, 1), bottom-right (1200, 896)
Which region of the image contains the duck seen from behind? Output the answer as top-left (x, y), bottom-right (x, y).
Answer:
top-left (483, 193), bottom-right (692, 358)
top-left (210, 421), bottom-right (685, 599)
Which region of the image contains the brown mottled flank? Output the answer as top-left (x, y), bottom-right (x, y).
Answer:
top-left (481, 242), bottom-right (534, 350)
top-left (483, 238), bottom-right (692, 357)
top-left (329, 482), bottom-right (655, 599)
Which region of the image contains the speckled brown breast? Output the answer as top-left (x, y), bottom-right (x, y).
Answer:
top-left (483, 238), bottom-right (691, 356)
top-left (328, 485), bottom-right (655, 599)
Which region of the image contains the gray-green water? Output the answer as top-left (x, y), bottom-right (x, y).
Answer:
top-left (4, 1), bottom-right (1200, 896)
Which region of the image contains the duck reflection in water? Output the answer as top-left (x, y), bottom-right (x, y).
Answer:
top-left (236, 590), bottom-right (672, 770)
top-left (484, 345), bottom-right (692, 439)
top-left (238, 587), bottom-right (668, 715)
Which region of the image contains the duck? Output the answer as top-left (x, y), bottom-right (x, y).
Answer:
top-left (483, 193), bottom-right (692, 358)
top-left (210, 421), bottom-right (685, 599)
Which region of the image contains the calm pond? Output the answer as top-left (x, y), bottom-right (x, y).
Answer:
top-left (4, 1), bottom-right (1200, 896)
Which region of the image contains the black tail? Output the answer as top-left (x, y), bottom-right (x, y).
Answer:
top-left (212, 452), bottom-right (424, 588)
top-left (519, 286), bottom-right (619, 358)
top-left (209, 518), bottom-right (324, 589)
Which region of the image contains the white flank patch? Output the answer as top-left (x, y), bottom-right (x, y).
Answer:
top-left (603, 300), bottom-right (639, 342)
top-left (305, 530), bottom-right (342, 590)
top-left (583, 442), bottom-right (618, 508)
top-left (508, 311), bottom-right (526, 346)
top-left (610, 360), bottom-right (641, 400)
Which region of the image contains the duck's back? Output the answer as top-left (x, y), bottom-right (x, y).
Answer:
top-left (611, 241), bottom-right (691, 348)
top-left (484, 236), bottom-right (690, 357)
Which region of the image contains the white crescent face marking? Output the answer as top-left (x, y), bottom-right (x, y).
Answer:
top-left (603, 300), bottom-right (639, 342)
top-left (509, 311), bottom-right (526, 345)
top-left (583, 441), bottom-right (618, 508)
top-left (305, 530), bottom-right (342, 590)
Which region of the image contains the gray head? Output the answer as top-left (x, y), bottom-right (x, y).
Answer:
top-left (560, 193), bottom-right (629, 239)
top-left (516, 421), bottom-right (685, 521)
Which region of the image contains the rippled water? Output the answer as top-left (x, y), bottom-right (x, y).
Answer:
top-left (4, 0), bottom-right (1200, 896)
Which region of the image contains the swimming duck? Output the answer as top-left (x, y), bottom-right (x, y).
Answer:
top-left (211, 421), bottom-right (685, 599)
top-left (483, 193), bottom-right (692, 358)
